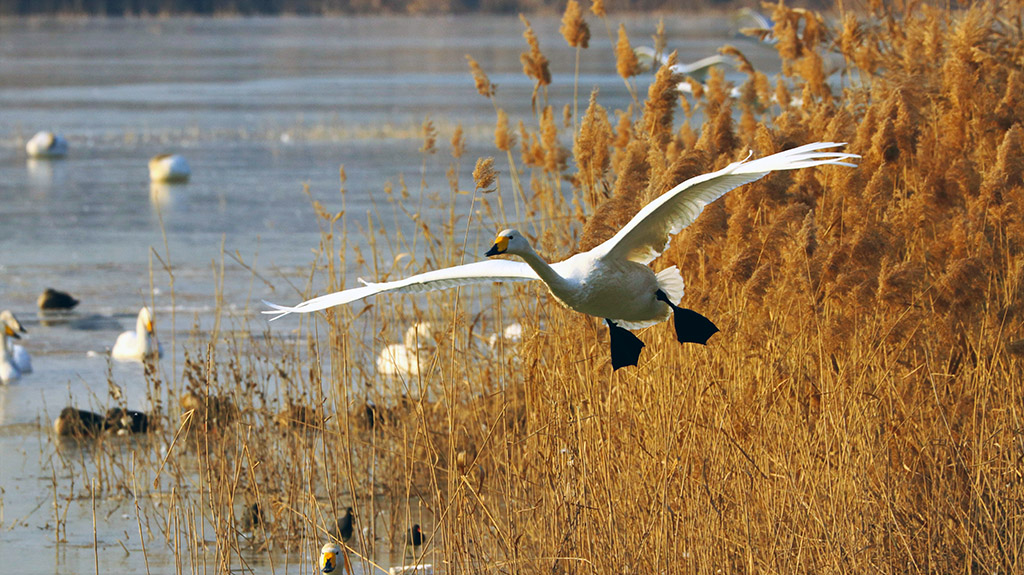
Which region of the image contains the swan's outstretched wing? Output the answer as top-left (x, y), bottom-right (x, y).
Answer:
top-left (594, 142), bottom-right (858, 265)
top-left (264, 259), bottom-right (540, 320)
top-left (675, 54), bottom-right (730, 82)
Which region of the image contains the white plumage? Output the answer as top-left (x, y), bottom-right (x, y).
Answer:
top-left (112, 307), bottom-right (162, 361)
top-left (319, 542), bottom-right (344, 574)
top-left (634, 46), bottom-right (731, 82)
top-left (25, 131), bottom-right (68, 158)
top-left (376, 322), bottom-right (436, 376)
top-left (266, 143), bottom-right (857, 369)
top-left (149, 154), bottom-right (191, 183)
top-left (1, 311), bottom-right (29, 383)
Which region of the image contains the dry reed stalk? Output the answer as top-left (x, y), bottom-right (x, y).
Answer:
top-left (560, 0), bottom-right (590, 130)
top-left (613, 23), bottom-right (639, 102)
top-left (519, 14), bottom-right (551, 114)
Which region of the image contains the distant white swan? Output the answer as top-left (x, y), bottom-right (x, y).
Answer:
top-left (488, 322), bottom-right (523, 349)
top-left (632, 47), bottom-right (743, 99)
top-left (0, 311), bottom-right (32, 375)
top-left (112, 307), bottom-right (162, 361)
top-left (25, 131), bottom-right (68, 158)
top-left (266, 143), bottom-right (857, 369)
top-left (634, 46), bottom-right (730, 83)
top-left (377, 322), bottom-right (436, 376)
top-left (1, 311), bottom-right (28, 383)
top-left (149, 154), bottom-right (191, 183)
top-left (734, 7), bottom-right (777, 44)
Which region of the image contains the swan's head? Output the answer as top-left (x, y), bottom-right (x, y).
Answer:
top-left (320, 542), bottom-right (342, 573)
top-left (403, 322), bottom-right (435, 349)
top-left (1, 310), bottom-right (26, 339)
top-left (137, 307), bottom-right (155, 334)
top-left (485, 229), bottom-right (530, 257)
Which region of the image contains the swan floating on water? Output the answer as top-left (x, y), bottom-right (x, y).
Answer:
top-left (266, 143), bottom-right (857, 369)
top-left (377, 322), bottom-right (436, 376)
top-left (25, 131), bottom-right (68, 158)
top-left (488, 322), bottom-right (523, 348)
top-left (149, 154), bottom-right (191, 183)
top-left (112, 307), bottom-right (162, 361)
top-left (1, 311), bottom-right (31, 375)
top-left (320, 542), bottom-right (350, 574)
top-left (1, 311), bottom-right (29, 383)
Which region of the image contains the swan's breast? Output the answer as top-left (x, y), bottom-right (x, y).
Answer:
top-left (549, 258), bottom-right (667, 323)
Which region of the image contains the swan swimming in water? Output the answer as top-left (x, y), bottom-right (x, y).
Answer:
top-left (1, 311), bottom-right (31, 375)
top-left (320, 542), bottom-right (351, 574)
top-left (1, 311), bottom-right (29, 383)
top-left (26, 131), bottom-right (68, 158)
top-left (377, 322), bottom-right (436, 376)
top-left (149, 154), bottom-right (191, 183)
top-left (266, 143), bottom-right (857, 369)
top-left (112, 307), bottom-right (162, 361)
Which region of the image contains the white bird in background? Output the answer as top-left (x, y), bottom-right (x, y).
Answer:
top-left (488, 322), bottom-right (523, 349)
top-left (734, 7), bottom-right (777, 44)
top-left (634, 46), bottom-right (731, 83)
top-left (266, 143), bottom-right (857, 370)
top-left (633, 46), bottom-right (742, 99)
top-left (377, 322), bottom-right (436, 377)
top-left (148, 154), bottom-right (191, 183)
top-left (1, 311), bottom-right (29, 383)
top-left (319, 542), bottom-right (350, 574)
top-left (112, 307), bottom-right (162, 361)
top-left (25, 131), bottom-right (68, 158)
top-left (2, 311), bottom-right (32, 374)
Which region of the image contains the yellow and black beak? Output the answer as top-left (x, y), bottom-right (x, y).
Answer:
top-left (5, 325), bottom-right (20, 340)
top-left (485, 235), bottom-right (509, 257)
top-left (321, 551), bottom-right (337, 573)
top-left (145, 319), bottom-right (154, 334)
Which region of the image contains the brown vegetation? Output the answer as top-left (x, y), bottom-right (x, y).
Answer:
top-left (48, 2), bottom-right (1024, 574)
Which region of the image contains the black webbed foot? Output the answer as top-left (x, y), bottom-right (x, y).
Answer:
top-left (606, 319), bottom-right (645, 370)
top-left (655, 290), bottom-right (719, 345)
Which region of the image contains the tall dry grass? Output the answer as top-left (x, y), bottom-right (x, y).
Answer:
top-left (47, 2), bottom-right (1024, 574)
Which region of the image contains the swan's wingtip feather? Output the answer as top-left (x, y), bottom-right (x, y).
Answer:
top-left (261, 300), bottom-right (296, 321)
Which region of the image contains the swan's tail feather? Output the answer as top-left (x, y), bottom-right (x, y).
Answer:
top-left (655, 266), bottom-right (685, 305)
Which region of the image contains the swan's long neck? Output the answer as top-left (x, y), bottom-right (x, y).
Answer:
top-left (516, 245), bottom-right (571, 293)
top-left (136, 314), bottom-right (152, 353)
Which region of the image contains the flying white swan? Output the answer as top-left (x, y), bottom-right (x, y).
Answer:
top-left (734, 7), bottom-right (777, 44)
top-left (634, 46), bottom-right (731, 82)
top-left (25, 131), bottom-right (68, 158)
top-left (112, 307), bottom-right (162, 361)
top-left (149, 154), bottom-right (191, 183)
top-left (632, 46), bottom-right (745, 99)
top-left (265, 142), bottom-right (857, 369)
top-left (1, 311), bottom-right (29, 383)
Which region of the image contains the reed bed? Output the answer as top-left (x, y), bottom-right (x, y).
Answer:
top-left (45, 2), bottom-right (1024, 573)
